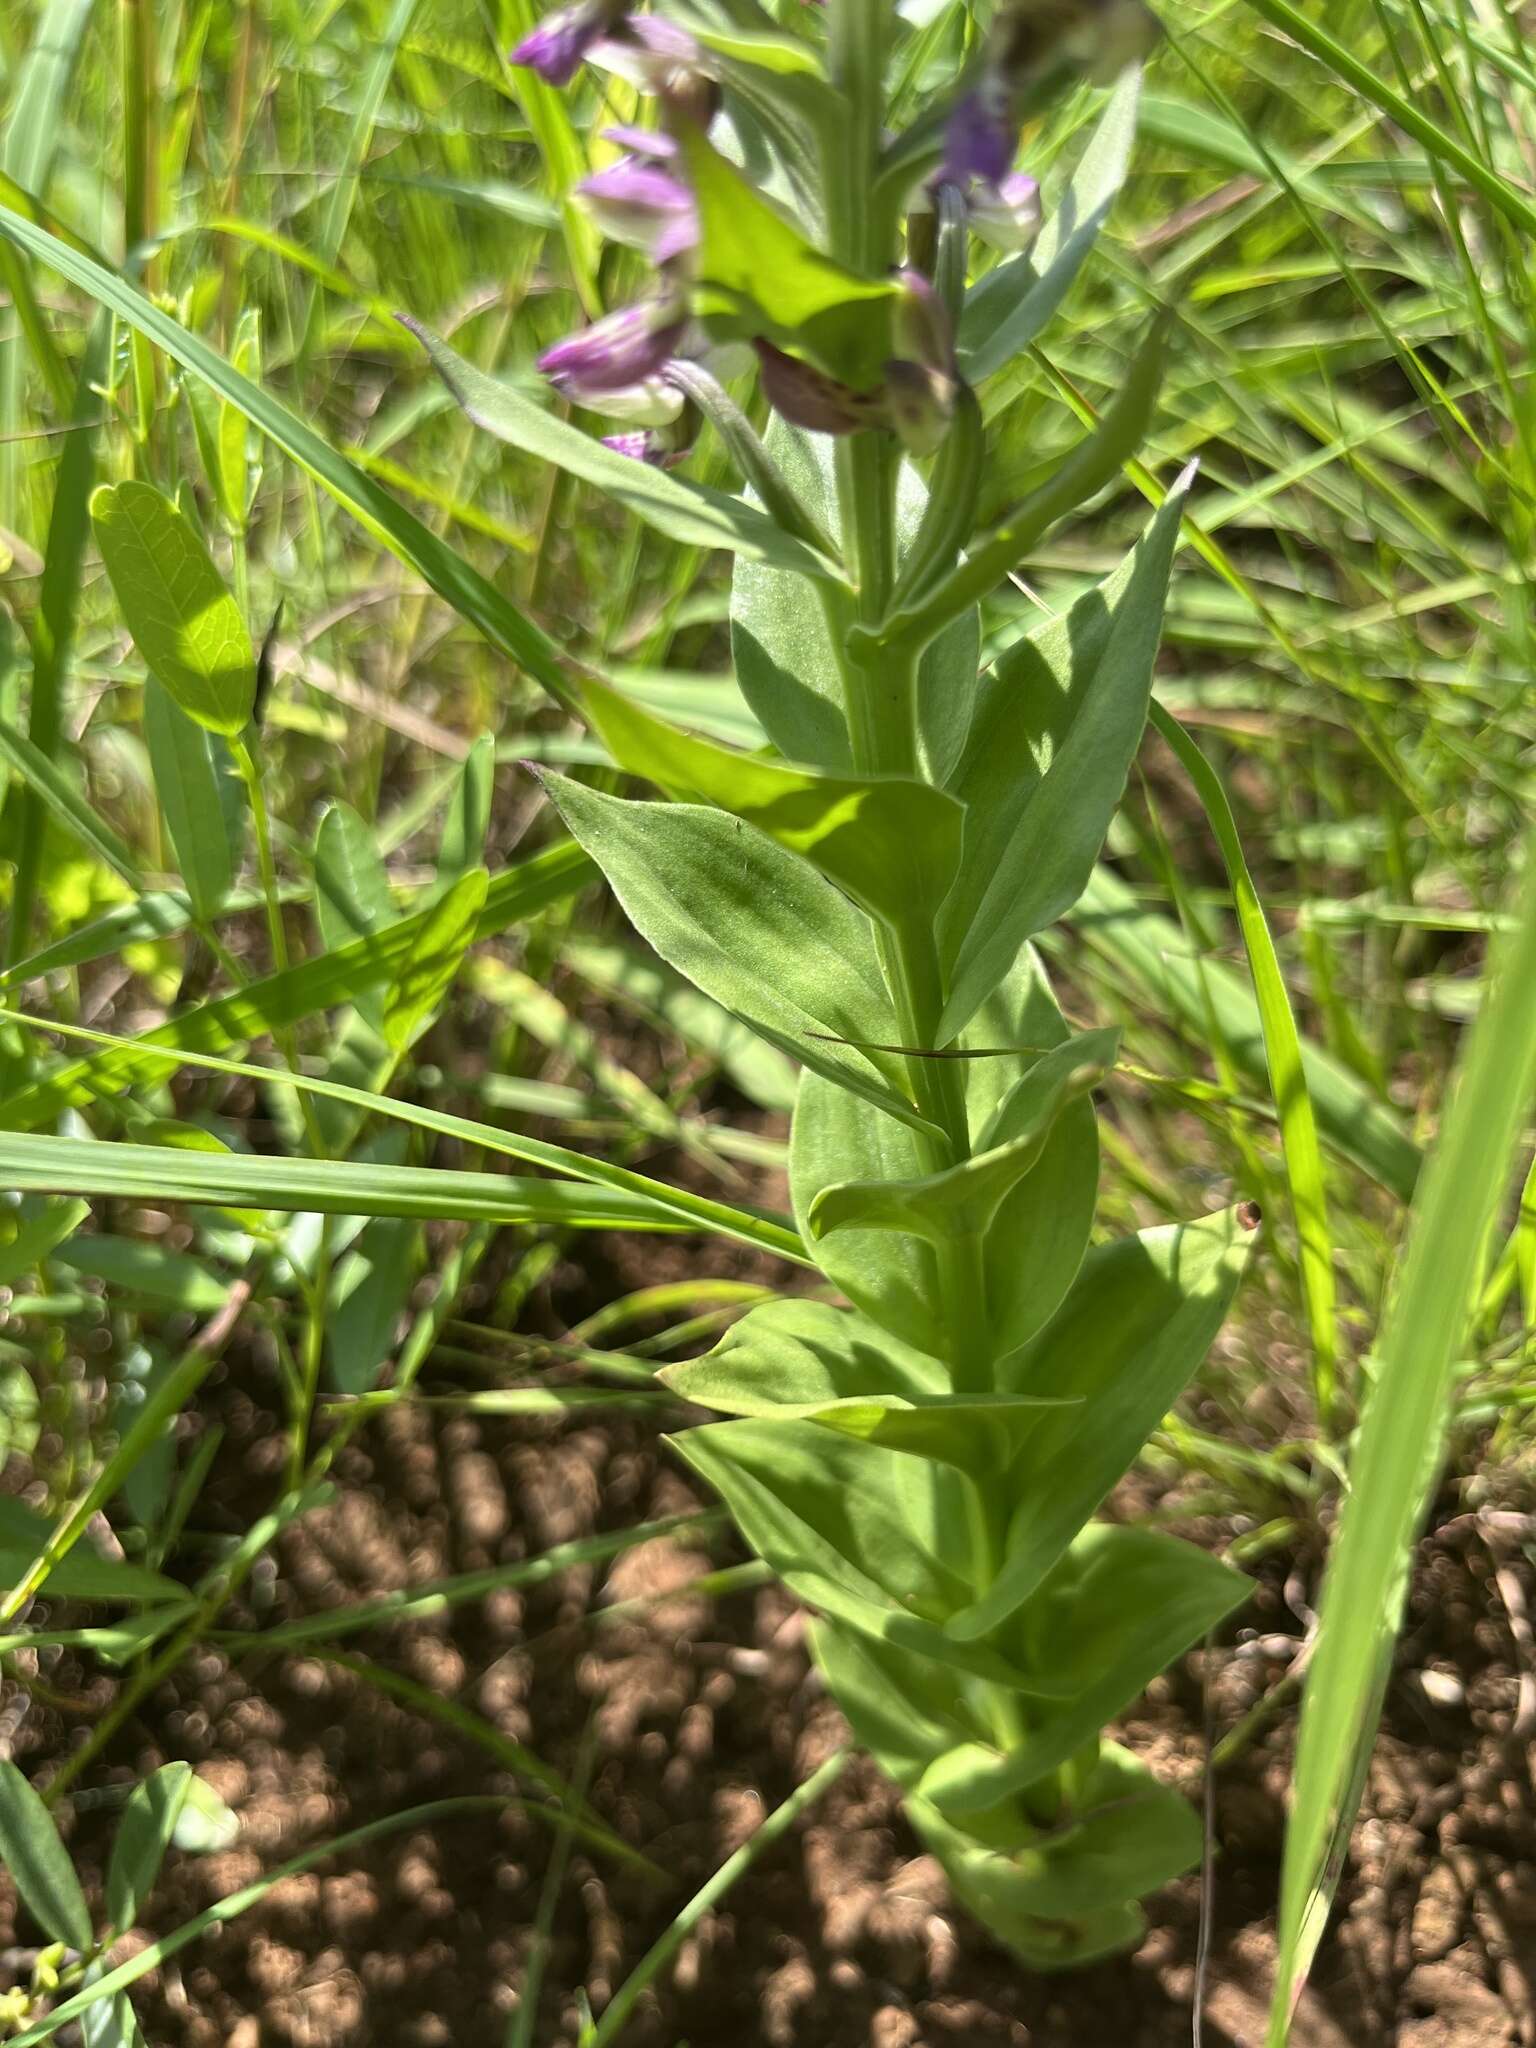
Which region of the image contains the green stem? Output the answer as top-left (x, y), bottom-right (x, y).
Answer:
top-left (817, 0), bottom-right (1069, 1844)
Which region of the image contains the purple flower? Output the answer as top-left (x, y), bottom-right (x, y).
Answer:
top-left (941, 82), bottom-right (1015, 189)
top-left (577, 156), bottom-right (698, 265)
top-left (509, 3), bottom-right (615, 85)
top-left (539, 298), bottom-right (686, 400)
top-left (602, 123), bottom-right (679, 159)
top-left (511, 3), bottom-right (701, 94)
top-left (601, 427), bottom-right (688, 467)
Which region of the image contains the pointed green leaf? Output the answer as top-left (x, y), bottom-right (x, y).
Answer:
top-left (809, 1031), bottom-right (1117, 1244)
top-left (674, 1420), bottom-right (1037, 1689)
top-left (433, 731), bottom-right (495, 897)
top-left (961, 67), bottom-right (1142, 384)
top-left (91, 481), bottom-right (255, 736)
top-left (106, 1763), bottom-right (193, 1935)
top-left (939, 473), bottom-right (1190, 1040)
top-left (579, 673), bottom-right (964, 928)
top-left (314, 801), bottom-right (395, 952)
top-left (327, 1216), bottom-right (422, 1394)
top-left (142, 681), bottom-right (242, 921)
top-left (730, 421), bottom-right (982, 776)
top-left (0, 1760), bottom-right (91, 1947)
top-left (534, 772), bottom-right (928, 1133)
top-left (402, 317), bottom-right (830, 577)
top-left (661, 1298), bottom-right (1068, 1469)
top-left (946, 1210), bottom-right (1253, 1640)
top-left (0, 1497), bottom-right (186, 1605)
top-left (381, 867), bottom-right (487, 1054)
top-left (924, 1524), bottom-right (1247, 1809)
top-left (0, 1193), bottom-right (89, 1286)
top-left (910, 1741), bottom-right (1199, 1944)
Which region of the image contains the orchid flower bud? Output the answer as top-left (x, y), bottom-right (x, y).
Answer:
top-left (893, 268), bottom-right (956, 377)
top-left (602, 412), bottom-right (693, 466)
top-left (577, 156), bottom-right (698, 265)
top-left (590, 12), bottom-right (711, 115)
top-left (752, 341), bottom-right (875, 437)
top-left (883, 360), bottom-right (957, 458)
top-left (967, 169), bottom-right (1042, 253)
top-left (538, 298), bottom-right (687, 401)
top-left (941, 81), bottom-right (1016, 190)
top-left (509, 0), bottom-right (622, 86)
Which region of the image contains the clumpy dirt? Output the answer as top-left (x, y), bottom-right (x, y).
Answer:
top-left (5, 1293), bottom-right (1536, 2047)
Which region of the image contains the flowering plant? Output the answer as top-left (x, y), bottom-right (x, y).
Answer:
top-left (416, 0), bottom-right (1255, 1966)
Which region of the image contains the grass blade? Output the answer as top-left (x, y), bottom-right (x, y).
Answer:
top-left (0, 202), bottom-right (578, 710)
top-left (1149, 703), bottom-right (1340, 1426)
top-left (0, 1006), bottom-right (807, 1262)
top-left (1239, 0), bottom-right (1536, 237)
top-left (1267, 835), bottom-right (1536, 2040)
top-left (0, 840), bottom-right (593, 1128)
top-left (580, 1748), bottom-right (850, 2047)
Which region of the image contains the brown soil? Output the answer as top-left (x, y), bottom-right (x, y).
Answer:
top-left (6, 1308), bottom-right (1536, 2048)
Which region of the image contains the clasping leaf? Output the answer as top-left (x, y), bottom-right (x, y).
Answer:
top-left (578, 673), bottom-right (965, 932)
top-left (809, 1029), bottom-right (1118, 1244)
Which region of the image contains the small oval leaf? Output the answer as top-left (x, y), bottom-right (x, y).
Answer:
top-left (91, 480), bottom-right (255, 735)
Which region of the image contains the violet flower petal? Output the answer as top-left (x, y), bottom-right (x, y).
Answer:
top-left (576, 158), bottom-right (698, 263)
top-left (509, 5), bottom-right (600, 86)
top-left (539, 301), bottom-right (686, 398)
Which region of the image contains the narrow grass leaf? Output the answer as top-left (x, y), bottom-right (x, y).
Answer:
top-left (0, 207), bottom-right (576, 709)
top-left (1268, 841), bottom-right (1536, 2041)
top-left (1149, 703), bottom-right (1340, 1426)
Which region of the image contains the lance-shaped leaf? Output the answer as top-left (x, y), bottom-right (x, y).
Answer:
top-left (922, 1524), bottom-right (1247, 1811)
top-left (808, 1030), bottom-right (1118, 1244)
top-left (91, 481), bottom-right (255, 736)
top-left (0, 1761), bottom-right (91, 1948)
top-left (0, 1496), bottom-right (185, 1605)
top-left (730, 421), bottom-right (982, 781)
top-left (661, 1299), bottom-right (1068, 1470)
top-left (937, 471), bottom-right (1191, 1042)
top-left (791, 1068), bottom-right (947, 1359)
top-left (880, 319), bottom-right (1172, 661)
top-left (578, 673), bottom-right (964, 930)
top-left (964, 947), bottom-right (1101, 1360)
top-left (105, 1763), bottom-right (193, 1935)
top-left (676, 121), bottom-right (899, 390)
top-left (142, 682), bottom-right (242, 921)
top-left (946, 1209), bottom-right (1253, 1640)
top-left (402, 317), bottom-right (831, 578)
top-left (381, 868), bottom-right (488, 1055)
top-left (960, 67), bottom-right (1142, 385)
top-left (674, 1421), bottom-right (1049, 1691)
top-left (535, 771), bottom-right (933, 1133)
top-left (809, 1615), bottom-right (978, 1793)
